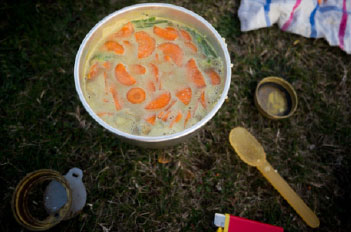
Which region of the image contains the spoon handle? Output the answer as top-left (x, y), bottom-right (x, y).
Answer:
top-left (257, 160), bottom-right (320, 228)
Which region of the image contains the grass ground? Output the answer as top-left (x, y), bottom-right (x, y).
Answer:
top-left (1, 0), bottom-right (350, 231)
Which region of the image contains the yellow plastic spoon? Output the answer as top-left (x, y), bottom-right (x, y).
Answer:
top-left (229, 127), bottom-right (320, 228)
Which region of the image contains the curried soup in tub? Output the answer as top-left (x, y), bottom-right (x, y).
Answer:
top-left (83, 17), bottom-right (224, 136)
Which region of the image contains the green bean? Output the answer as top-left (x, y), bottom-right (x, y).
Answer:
top-left (132, 17), bottom-right (168, 28)
top-left (183, 27), bottom-right (217, 58)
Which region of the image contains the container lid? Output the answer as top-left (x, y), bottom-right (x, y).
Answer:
top-left (255, 77), bottom-right (297, 120)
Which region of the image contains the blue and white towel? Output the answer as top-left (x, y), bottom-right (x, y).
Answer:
top-left (238, 0), bottom-right (351, 54)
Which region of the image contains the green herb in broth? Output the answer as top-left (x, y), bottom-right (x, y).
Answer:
top-left (90, 53), bottom-right (117, 62)
top-left (132, 17), bottom-right (168, 28)
top-left (183, 27), bottom-right (218, 58)
top-left (199, 57), bottom-right (223, 72)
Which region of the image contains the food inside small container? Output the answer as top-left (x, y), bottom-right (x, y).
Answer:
top-left (82, 16), bottom-right (225, 136)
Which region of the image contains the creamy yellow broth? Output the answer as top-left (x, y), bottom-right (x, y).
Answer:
top-left (83, 17), bottom-right (224, 136)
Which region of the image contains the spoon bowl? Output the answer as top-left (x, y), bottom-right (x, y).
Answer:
top-left (229, 127), bottom-right (265, 167)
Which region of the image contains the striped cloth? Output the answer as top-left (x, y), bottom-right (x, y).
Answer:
top-left (238, 0), bottom-right (351, 54)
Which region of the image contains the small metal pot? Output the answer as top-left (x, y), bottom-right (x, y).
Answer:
top-left (74, 3), bottom-right (231, 148)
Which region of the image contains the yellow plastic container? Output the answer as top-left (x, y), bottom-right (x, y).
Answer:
top-left (255, 77), bottom-right (297, 119)
top-left (11, 169), bottom-right (72, 231)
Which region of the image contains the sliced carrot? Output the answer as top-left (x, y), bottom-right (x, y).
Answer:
top-left (158, 154), bottom-right (171, 164)
top-left (170, 112), bottom-right (182, 128)
top-left (185, 41), bottom-right (197, 53)
top-left (130, 64), bottom-right (146, 75)
top-left (115, 63), bottom-right (136, 86)
top-left (149, 63), bottom-right (159, 82)
top-left (123, 40), bottom-right (132, 46)
top-left (97, 112), bottom-right (113, 117)
top-left (162, 111), bottom-right (172, 121)
top-left (158, 111), bottom-right (164, 119)
top-left (176, 87), bottom-right (192, 105)
top-left (200, 91), bottom-right (206, 108)
top-left (155, 53), bottom-right (160, 62)
top-left (103, 98), bottom-right (109, 103)
top-left (103, 72), bottom-right (109, 95)
top-left (206, 69), bottom-right (221, 85)
top-left (165, 99), bottom-right (176, 111)
top-left (184, 110), bottom-right (191, 127)
top-left (164, 55), bottom-right (171, 62)
top-left (176, 112), bottom-right (183, 122)
top-left (146, 114), bottom-right (156, 125)
top-left (186, 58), bottom-right (206, 88)
top-left (87, 63), bottom-right (99, 80)
top-left (104, 41), bottom-right (124, 55)
top-left (148, 81), bottom-right (156, 92)
top-left (114, 22), bottom-right (134, 38)
top-left (145, 92), bottom-right (171, 110)
top-left (179, 29), bottom-right (192, 41)
top-left (153, 26), bottom-right (178, 40)
top-left (158, 43), bottom-right (183, 66)
top-left (103, 61), bottom-right (111, 69)
top-left (127, 87), bottom-right (146, 104)
top-left (135, 31), bottom-right (156, 58)
top-left (109, 85), bottom-right (122, 111)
